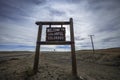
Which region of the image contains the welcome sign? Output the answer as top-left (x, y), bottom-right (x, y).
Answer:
top-left (46, 27), bottom-right (65, 41)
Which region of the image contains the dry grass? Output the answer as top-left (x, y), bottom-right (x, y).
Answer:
top-left (0, 48), bottom-right (120, 80)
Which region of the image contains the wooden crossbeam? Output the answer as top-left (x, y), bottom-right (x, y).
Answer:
top-left (36, 21), bottom-right (70, 25)
top-left (37, 41), bottom-right (71, 45)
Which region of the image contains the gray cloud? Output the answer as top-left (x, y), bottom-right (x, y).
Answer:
top-left (0, 0), bottom-right (120, 51)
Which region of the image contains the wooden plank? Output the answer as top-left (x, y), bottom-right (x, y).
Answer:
top-left (70, 18), bottom-right (77, 76)
top-left (36, 21), bottom-right (70, 25)
top-left (33, 24), bottom-right (42, 74)
top-left (37, 41), bottom-right (71, 45)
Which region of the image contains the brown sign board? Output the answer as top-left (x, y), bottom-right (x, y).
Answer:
top-left (46, 27), bottom-right (65, 41)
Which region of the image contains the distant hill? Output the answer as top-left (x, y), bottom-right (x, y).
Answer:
top-left (77, 47), bottom-right (120, 53)
top-left (96, 47), bottom-right (120, 52)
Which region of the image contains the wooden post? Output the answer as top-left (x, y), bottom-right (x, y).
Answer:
top-left (33, 24), bottom-right (42, 74)
top-left (70, 18), bottom-right (77, 76)
top-left (89, 35), bottom-right (95, 54)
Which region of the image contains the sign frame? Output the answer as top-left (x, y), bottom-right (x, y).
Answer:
top-left (33, 18), bottom-right (77, 77)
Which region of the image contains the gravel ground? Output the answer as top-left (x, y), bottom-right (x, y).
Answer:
top-left (0, 49), bottom-right (120, 80)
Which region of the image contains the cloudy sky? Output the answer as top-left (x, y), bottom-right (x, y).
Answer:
top-left (0, 0), bottom-right (120, 51)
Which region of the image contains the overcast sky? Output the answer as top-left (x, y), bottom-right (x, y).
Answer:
top-left (0, 0), bottom-right (120, 51)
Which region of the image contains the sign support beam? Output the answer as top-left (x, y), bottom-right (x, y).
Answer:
top-left (33, 24), bottom-right (42, 74)
top-left (70, 18), bottom-right (77, 76)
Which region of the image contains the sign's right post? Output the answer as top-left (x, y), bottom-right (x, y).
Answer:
top-left (70, 18), bottom-right (77, 77)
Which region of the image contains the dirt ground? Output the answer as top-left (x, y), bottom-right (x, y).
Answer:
top-left (0, 48), bottom-right (120, 80)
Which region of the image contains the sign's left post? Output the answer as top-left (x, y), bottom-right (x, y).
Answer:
top-left (33, 24), bottom-right (42, 74)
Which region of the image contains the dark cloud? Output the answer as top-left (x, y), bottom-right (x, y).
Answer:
top-left (102, 36), bottom-right (120, 42)
top-left (29, 0), bottom-right (46, 5)
top-left (50, 0), bottom-right (82, 3)
top-left (0, 0), bottom-right (28, 21)
top-left (75, 36), bottom-right (86, 41)
top-left (85, 0), bottom-right (120, 35)
top-left (0, 0), bottom-right (46, 22)
top-left (46, 7), bottom-right (66, 16)
top-left (87, 0), bottom-right (120, 11)
top-left (69, 0), bottom-right (82, 3)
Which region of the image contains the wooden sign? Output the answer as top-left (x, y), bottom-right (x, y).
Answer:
top-left (46, 27), bottom-right (65, 41)
top-left (34, 18), bottom-right (77, 77)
